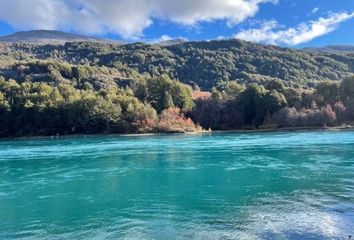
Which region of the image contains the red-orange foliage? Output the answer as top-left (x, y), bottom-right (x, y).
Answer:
top-left (192, 91), bottom-right (211, 100)
top-left (135, 117), bottom-right (157, 133)
top-left (157, 107), bottom-right (202, 133)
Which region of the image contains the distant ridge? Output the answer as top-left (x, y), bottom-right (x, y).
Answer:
top-left (156, 38), bottom-right (188, 46)
top-left (0, 30), bottom-right (119, 44)
top-left (304, 45), bottom-right (354, 54)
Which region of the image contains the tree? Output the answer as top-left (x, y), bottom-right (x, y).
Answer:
top-left (170, 82), bottom-right (194, 112)
top-left (211, 87), bottom-right (222, 102)
top-left (283, 88), bottom-right (302, 107)
top-left (162, 91), bottom-right (174, 109)
top-left (147, 75), bottom-right (193, 112)
top-left (322, 104), bottom-right (337, 126)
top-left (224, 81), bottom-right (245, 99)
top-left (265, 79), bottom-right (285, 92)
top-left (346, 98), bottom-right (354, 120)
top-left (263, 90), bottom-right (287, 114)
top-left (239, 83), bottom-right (266, 126)
top-left (341, 75), bottom-right (354, 102)
top-left (333, 101), bottom-right (347, 122)
top-left (274, 104), bottom-right (337, 128)
top-left (1, 79), bottom-right (21, 107)
top-left (0, 91), bottom-right (10, 111)
top-left (316, 81), bottom-right (340, 105)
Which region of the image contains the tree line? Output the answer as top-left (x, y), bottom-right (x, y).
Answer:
top-left (1, 74), bottom-right (353, 137)
top-left (0, 75), bottom-right (199, 137)
top-left (190, 77), bottom-right (354, 130)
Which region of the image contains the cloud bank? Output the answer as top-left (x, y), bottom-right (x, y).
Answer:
top-left (234, 12), bottom-right (354, 46)
top-left (0, 0), bottom-right (276, 39)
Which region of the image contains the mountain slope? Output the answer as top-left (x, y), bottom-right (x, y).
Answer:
top-left (29, 39), bottom-right (351, 89)
top-left (1, 35), bottom-right (354, 90)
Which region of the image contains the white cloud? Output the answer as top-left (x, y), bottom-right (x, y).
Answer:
top-left (157, 35), bottom-right (173, 42)
top-left (0, 0), bottom-right (103, 34)
top-left (149, 35), bottom-right (172, 43)
top-left (0, 0), bottom-right (276, 39)
top-left (234, 12), bottom-right (354, 46)
top-left (147, 35), bottom-right (188, 44)
top-left (311, 7), bottom-right (319, 14)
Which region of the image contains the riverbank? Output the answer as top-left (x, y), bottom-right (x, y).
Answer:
top-left (278, 125), bottom-right (354, 132)
top-left (1, 124), bottom-right (353, 140)
top-left (212, 124), bottom-right (354, 134)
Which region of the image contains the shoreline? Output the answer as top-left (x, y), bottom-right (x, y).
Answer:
top-left (212, 125), bottom-right (354, 134)
top-left (0, 125), bottom-right (353, 141)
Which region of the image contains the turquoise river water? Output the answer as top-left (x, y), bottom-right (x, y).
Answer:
top-left (0, 131), bottom-right (354, 239)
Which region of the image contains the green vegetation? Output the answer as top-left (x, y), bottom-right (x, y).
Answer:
top-left (191, 77), bottom-right (354, 130)
top-left (5, 39), bottom-right (354, 89)
top-left (0, 39), bottom-right (353, 137)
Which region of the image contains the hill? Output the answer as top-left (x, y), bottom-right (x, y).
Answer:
top-left (4, 38), bottom-right (352, 89)
top-left (0, 30), bottom-right (117, 44)
top-left (304, 45), bottom-right (354, 54)
top-left (1, 31), bottom-right (353, 90)
top-left (1, 32), bottom-right (354, 136)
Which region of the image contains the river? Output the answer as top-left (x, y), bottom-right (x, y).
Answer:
top-left (0, 131), bottom-right (353, 239)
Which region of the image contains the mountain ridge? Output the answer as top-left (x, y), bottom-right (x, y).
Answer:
top-left (304, 45), bottom-right (354, 54)
top-left (2, 30), bottom-right (353, 52)
top-left (0, 30), bottom-right (119, 44)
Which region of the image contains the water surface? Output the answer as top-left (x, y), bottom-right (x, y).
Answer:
top-left (0, 131), bottom-right (354, 239)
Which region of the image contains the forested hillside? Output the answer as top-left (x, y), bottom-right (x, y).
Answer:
top-left (6, 39), bottom-right (354, 89)
top-left (0, 37), bottom-right (354, 137)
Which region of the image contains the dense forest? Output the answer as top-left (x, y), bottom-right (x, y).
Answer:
top-left (0, 38), bottom-right (354, 137)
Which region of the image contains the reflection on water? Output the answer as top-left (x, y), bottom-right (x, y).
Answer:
top-left (0, 131), bottom-right (353, 239)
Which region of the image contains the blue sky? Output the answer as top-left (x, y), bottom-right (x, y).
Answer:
top-left (0, 0), bottom-right (353, 47)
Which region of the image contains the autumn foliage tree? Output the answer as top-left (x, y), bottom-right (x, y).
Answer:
top-left (157, 107), bottom-right (202, 133)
